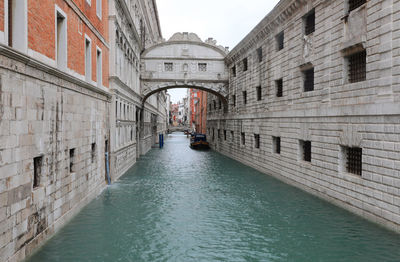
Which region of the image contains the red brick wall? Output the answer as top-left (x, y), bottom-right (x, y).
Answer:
top-left (0, 0), bottom-right (4, 32)
top-left (27, 0), bottom-right (109, 87)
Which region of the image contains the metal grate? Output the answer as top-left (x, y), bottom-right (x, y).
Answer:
top-left (241, 133), bottom-right (245, 145)
top-left (304, 68), bottom-right (314, 92)
top-left (257, 47), bottom-right (263, 62)
top-left (198, 63), bottom-right (207, 72)
top-left (304, 10), bottom-right (315, 35)
top-left (254, 134), bottom-right (260, 149)
top-left (164, 62), bottom-right (173, 71)
top-left (348, 0), bottom-right (366, 12)
top-left (348, 50), bottom-right (366, 83)
top-left (276, 32), bottom-right (284, 51)
top-left (303, 141), bottom-right (311, 162)
top-left (256, 86), bottom-right (262, 101)
top-left (33, 156), bottom-right (43, 188)
top-left (243, 91), bottom-right (247, 105)
top-left (346, 147), bottom-right (362, 175)
top-left (276, 79), bottom-right (283, 97)
top-left (243, 58), bottom-right (248, 71)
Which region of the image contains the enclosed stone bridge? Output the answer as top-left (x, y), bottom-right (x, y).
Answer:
top-left (141, 32), bottom-right (229, 105)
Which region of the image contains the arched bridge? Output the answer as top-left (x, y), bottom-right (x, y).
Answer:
top-left (141, 32), bottom-right (229, 105)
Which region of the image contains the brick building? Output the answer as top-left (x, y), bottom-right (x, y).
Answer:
top-left (190, 89), bottom-right (207, 134)
top-left (208, 0), bottom-right (400, 233)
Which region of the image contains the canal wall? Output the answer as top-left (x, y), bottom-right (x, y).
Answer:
top-left (207, 0), bottom-right (400, 233)
top-left (0, 47), bottom-right (111, 261)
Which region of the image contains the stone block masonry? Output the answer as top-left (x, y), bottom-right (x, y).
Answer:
top-left (208, 0), bottom-right (400, 233)
top-left (0, 49), bottom-right (110, 262)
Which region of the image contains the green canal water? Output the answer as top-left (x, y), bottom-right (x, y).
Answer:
top-left (27, 133), bottom-right (400, 262)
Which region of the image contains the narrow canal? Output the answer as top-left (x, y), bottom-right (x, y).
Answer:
top-left (27, 133), bottom-right (400, 262)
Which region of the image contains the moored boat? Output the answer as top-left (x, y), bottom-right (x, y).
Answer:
top-left (190, 133), bottom-right (210, 149)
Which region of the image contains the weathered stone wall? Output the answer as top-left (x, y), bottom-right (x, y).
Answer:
top-left (208, 0), bottom-right (400, 232)
top-left (0, 49), bottom-right (110, 261)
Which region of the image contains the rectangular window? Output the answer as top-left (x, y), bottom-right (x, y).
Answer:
top-left (33, 156), bottom-right (43, 188)
top-left (232, 65), bottom-right (236, 77)
top-left (243, 58), bottom-right (248, 71)
top-left (224, 130), bottom-right (227, 141)
top-left (344, 146), bottom-right (362, 175)
top-left (231, 131), bottom-right (234, 142)
top-left (256, 86), bottom-right (262, 101)
top-left (300, 140), bottom-right (311, 162)
top-left (348, 0), bottom-right (366, 12)
top-left (85, 37), bottom-right (92, 82)
top-left (91, 143), bottom-right (96, 163)
top-left (69, 148), bottom-right (75, 173)
top-left (257, 47), bottom-right (263, 62)
top-left (232, 94), bottom-right (236, 107)
top-left (254, 134), bottom-right (260, 149)
top-left (96, 0), bottom-right (102, 18)
top-left (241, 132), bottom-right (245, 145)
top-left (347, 50), bottom-right (366, 83)
top-left (96, 48), bottom-right (102, 87)
top-left (164, 62), bottom-right (173, 71)
top-left (198, 63), bottom-right (207, 72)
top-left (303, 67), bottom-right (314, 92)
top-left (304, 9), bottom-right (315, 35)
top-left (8, 0), bottom-right (28, 52)
top-left (56, 10), bottom-right (67, 69)
top-left (276, 79), bottom-right (283, 97)
top-left (218, 129), bottom-right (220, 140)
top-left (276, 31), bottom-right (284, 51)
top-left (273, 136), bottom-right (281, 154)
top-left (242, 91), bottom-right (247, 105)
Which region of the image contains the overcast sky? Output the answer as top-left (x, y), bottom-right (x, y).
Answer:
top-left (156, 0), bottom-right (280, 103)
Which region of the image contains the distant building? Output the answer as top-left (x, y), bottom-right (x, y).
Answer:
top-left (190, 89), bottom-right (207, 134)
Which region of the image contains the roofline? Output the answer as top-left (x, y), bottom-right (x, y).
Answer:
top-left (152, 0), bottom-right (163, 38)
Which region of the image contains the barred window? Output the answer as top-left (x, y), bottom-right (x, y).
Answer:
top-left (69, 148), bottom-right (75, 173)
top-left (304, 9), bottom-right (315, 35)
top-left (224, 130), bottom-right (227, 141)
top-left (33, 156), bottom-right (43, 188)
top-left (243, 91), bottom-right (247, 105)
top-left (232, 94), bottom-right (236, 107)
top-left (218, 129), bottom-right (220, 140)
top-left (303, 68), bottom-right (314, 92)
top-left (198, 63), bottom-right (207, 72)
top-left (300, 140), bottom-right (311, 162)
top-left (348, 0), bottom-right (366, 12)
top-left (348, 50), bottom-right (366, 83)
top-left (346, 147), bottom-right (362, 176)
top-left (276, 31), bottom-right (284, 51)
top-left (273, 136), bottom-right (281, 154)
top-left (257, 47), bottom-right (263, 62)
top-left (164, 62), bottom-right (173, 71)
top-left (254, 134), bottom-right (260, 149)
top-left (256, 86), bottom-right (262, 101)
top-left (232, 65), bottom-right (236, 77)
top-left (243, 58), bottom-right (248, 71)
top-left (241, 132), bottom-right (245, 145)
top-left (276, 79), bottom-right (283, 97)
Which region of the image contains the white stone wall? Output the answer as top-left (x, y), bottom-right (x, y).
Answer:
top-left (0, 52), bottom-right (110, 261)
top-left (208, 0), bottom-right (400, 232)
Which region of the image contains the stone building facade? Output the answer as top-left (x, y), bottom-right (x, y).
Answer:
top-left (108, 0), bottom-right (167, 181)
top-left (208, 0), bottom-right (400, 233)
top-left (0, 0), bottom-right (168, 261)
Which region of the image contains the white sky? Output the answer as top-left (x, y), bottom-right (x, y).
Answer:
top-left (156, 0), bottom-right (281, 103)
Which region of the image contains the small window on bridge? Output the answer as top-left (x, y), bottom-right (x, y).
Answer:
top-left (164, 62), bottom-right (173, 71)
top-left (342, 146), bottom-right (362, 176)
top-left (198, 63), bottom-right (207, 72)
